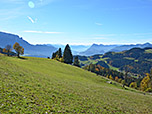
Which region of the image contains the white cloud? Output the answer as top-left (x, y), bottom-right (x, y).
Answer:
top-left (23, 30), bottom-right (63, 34)
top-left (95, 22), bottom-right (103, 26)
top-left (27, 16), bottom-right (37, 23)
top-left (36, 0), bottom-right (56, 7)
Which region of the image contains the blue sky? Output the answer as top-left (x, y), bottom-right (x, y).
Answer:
top-left (0, 0), bottom-right (152, 45)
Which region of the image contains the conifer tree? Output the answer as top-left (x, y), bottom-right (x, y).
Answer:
top-left (58, 48), bottom-right (62, 58)
top-left (63, 44), bottom-right (73, 64)
top-left (52, 48), bottom-right (62, 60)
top-left (52, 52), bottom-right (56, 59)
top-left (73, 56), bottom-right (80, 67)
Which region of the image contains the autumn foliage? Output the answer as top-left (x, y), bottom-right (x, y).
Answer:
top-left (13, 42), bottom-right (24, 58)
top-left (3, 45), bottom-right (12, 56)
top-left (140, 73), bottom-right (152, 91)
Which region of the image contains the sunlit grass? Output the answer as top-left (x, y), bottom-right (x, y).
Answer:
top-left (0, 55), bottom-right (152, 113)
top-left (108, 64), bottom-right (119, 71)
top-left (145, 49), bottom-right (152, 53)
top-left (123, 57), bottom-right (135, 60)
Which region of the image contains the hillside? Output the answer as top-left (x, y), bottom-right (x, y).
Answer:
top-left (0, 55), bottom-right (152, 113)
top-left (79, 47), bottom-right (152, 76)
top-left (103, 47), bottom-right (152, 76)
top-left (0, 31), bottom-right (57, 57)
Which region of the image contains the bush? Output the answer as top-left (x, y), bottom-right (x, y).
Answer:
top-left (129, 82), bottom-right (137, 89)
top-left (121, 80), bottom-right (125, 85)
top-left (118, 79), bottom-right (122, 83)
top-left (145, 88), bottom-right (152, 92)
top-left (60, 58), bottom-right (64, 63)
top-left (115, 76), bottom-right (119, 82)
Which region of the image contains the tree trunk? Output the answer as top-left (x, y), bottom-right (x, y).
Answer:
top-left (17, 53), bottom-right (20, 58)
top-left (7, 50), bottom-right (9, 56)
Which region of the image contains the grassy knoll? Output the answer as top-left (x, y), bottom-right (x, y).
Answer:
top-left (0, 55), bottom-right (152, 113)
top-left (145, 49), bottom-right (152, 53)
top-left (101, 58), bottom-right (119, 71)
top-left (108, 64), bottom-right (119, 71)
top-left (123, 57), bottom-right (135, 60)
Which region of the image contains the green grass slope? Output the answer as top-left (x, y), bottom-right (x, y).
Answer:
top-left (0, 55), bottom-right (152, 113)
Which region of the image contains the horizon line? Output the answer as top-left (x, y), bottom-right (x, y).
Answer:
top-left (0, 30), bottom-right (151, 46)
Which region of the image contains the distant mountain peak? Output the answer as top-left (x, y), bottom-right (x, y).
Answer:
top-left (79, 44), bottom-right (118, 56)
top-left (92, 43), bottom-right (99, 46)
top-left (143, 42), bottom-right (151, 46)
top-left (110, 42), bottom-right (152, 52)
top-left (92, 43), bottom-right (105, 47)
top-left (144, 42), bottom-right (151, 44)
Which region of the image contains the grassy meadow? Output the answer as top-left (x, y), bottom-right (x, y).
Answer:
top-left (0, 55), bottom-right (152, 113)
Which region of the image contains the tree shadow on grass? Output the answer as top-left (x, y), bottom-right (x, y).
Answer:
top-left (18, 57), bottom-right (28, 60)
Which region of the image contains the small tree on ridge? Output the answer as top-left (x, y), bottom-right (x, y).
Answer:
top-left (3, 45), bottom-right (12, 56)
top-left (13, 42), bottom-right (24, 58)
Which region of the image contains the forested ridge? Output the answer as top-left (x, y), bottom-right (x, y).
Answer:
top-left (79, 47), bottom-right (152, 76)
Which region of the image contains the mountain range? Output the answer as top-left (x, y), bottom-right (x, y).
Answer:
top-left (80, 43), bottom-right (152, 56)
top-left (0, 32), bottom-right (57, 57)
top-left (79, 44), bottom-right (118, 56)
top-left (0, 31), bottom-right (152, 57)
top-left (51, 44), bottom-right (90, 55)
top-left (0, 31), bottom-right (90, 57)
top-left (110, 43), bottom-right (152, 52)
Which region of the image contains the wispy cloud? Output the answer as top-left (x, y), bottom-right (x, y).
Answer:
top-left (95, 22), bottom-right (103, 26)
top-left (36, 0), bottom-right (56, 7)
top-left (27, 16), bottom-right (37, 23)
top-left (23, 30), bottom-right (63, 34)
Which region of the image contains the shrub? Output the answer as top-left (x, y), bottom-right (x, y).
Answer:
top-left (118, 79), bottom-right (122, 83)
top-left (145, 88), bottom-right (152, 92)
top-left (129, 82), bottom-right (137, 89)
top-left (121, 80), bottom-right (125, 85)
top-left (115, 76), bottom-right (119, 82)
